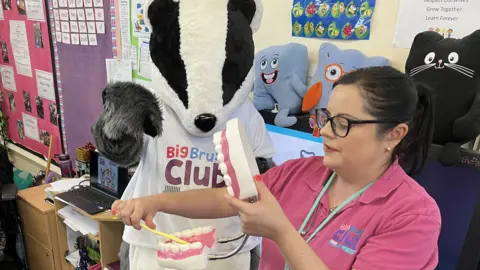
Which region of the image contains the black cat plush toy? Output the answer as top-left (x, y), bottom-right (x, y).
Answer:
top-left (406, 30), bottom-right (480, 166)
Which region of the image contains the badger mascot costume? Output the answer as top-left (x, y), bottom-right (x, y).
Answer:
top-left (92, 0), bottom-right (274, 269)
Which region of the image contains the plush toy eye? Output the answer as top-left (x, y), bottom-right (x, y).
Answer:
top-left (260, 59), bottom-right (268, 71)
top-left (424, 52), bottom-right (435, 64)
top-left (270, 57), bottom-right (279, 69)
top-left (325, 65), bottom-right (342, 82)
top-left (448, 52), bottom-right (459, 64)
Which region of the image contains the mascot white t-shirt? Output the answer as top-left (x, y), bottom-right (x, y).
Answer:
top-left (122, 98), bottom-right (275, 269)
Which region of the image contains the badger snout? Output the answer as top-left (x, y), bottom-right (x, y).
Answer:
top-left (194, 113), bottom-right (217, 132)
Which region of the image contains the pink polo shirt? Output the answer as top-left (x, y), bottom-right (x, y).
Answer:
top-left (260, 156), bottom-right (441, 270)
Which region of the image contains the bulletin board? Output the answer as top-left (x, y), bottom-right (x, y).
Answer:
top-left (0, 0), bottom-right (63, 159)
top-left (49, 0), bottom-right (113, 160)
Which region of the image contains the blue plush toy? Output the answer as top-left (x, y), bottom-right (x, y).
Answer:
top-left (253, 43), bottom-right (309, 127)
top-left (302, 43), bottom-right (390, 113)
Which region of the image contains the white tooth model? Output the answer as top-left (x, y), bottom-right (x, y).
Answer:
top-left (213, 118), bottom-right (260, 201)
top-left (156, 226), bottom-right (216, 270)
top-left (156, 118), bottom-right (259, 269)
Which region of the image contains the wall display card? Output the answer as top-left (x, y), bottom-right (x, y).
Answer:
top-left (9, 21), bottom-right (32, 77)
top-left (394, 0), bottom-right (480, 48)
top-left (85, 8), bottom-right (94, 20)
top-left (137, 39), bottom-right (151, 79)
top-left (69, 9), bottom-right (77, 20)
top-left (53, 0), bottom-right (58, 8)
top-left (84, 0), bottom-right (93, 7)
top-left (62, 32), bottom-right (70, 43)
top-left (59, 0), bottom-right (67, 7)
top-left (94, 8), bottom-right (103, 21)
top-left (36, 70), bottom-right (55, 101)
top-left (77, 9), bottom-right (85, 20)
top-left (106, 59), bottom-right (133, 83)
top-left (88, 34), bottom-right (97, 45)
top-left (68, 0), bottom-right (76, 8)
top-left (75, 0), bottom-right (82, 7)
top-left (59, 9), bottom-right (69, 20)
top-left (71, 33), bottom-right (79, 44)
top-left (0, 65), bottom-right (17, 91)
top-left (131, 0), bottom-right (151, 37)
top-left (79, 33), bottom-right (88, 45)
top-left (78, 21), bottom-right (87, 32)
top-left (87, 21), bottom-right (95, 33)
top-left (61, 21), bottom-right (70, 32)
top-left (53, 9), bottom-right (60, 20)
top-left (119, 0), bottom-right (130, 46)
top-left (70, 21), bottom-right (79, 32)
top-left (93, 0), bottom-right (102, 7)
top-left (22, 113), bottom-right (40, 141)
top-left (56, 32), bottom-right (62, 42)
top-left (26, 0), bottom-right (46, 21)
top-left (55, 20), bottom-right (60, 31)
top-left (95, 21), bottom-right (104, 33)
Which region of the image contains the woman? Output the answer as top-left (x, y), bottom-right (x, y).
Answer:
top-left (113, 66), bottom-right (441, 270)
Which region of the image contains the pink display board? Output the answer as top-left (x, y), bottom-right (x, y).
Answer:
top-left (0, 1), bottom-right (62, 159)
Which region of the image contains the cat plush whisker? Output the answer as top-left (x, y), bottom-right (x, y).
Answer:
top-left (410, 65), bottom-right (434, 76)
top-left (445, 63), bottom-right (475, 75)
top-left (445, 65), bottom-right (474, 78)
top-left (411, 63), bottom-right (434, 73)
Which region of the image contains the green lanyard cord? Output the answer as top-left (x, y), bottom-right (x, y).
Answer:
top-left (284, 172), bottom-right (375, 270)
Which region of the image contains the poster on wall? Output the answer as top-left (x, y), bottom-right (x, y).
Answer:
top-left (291, 0), bottom-right (376, 40)
top-left (394, 0), bottom-right (480, 48)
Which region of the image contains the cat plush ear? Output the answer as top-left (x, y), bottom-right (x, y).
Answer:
top-left (411, 31), bottom-right (444, 48)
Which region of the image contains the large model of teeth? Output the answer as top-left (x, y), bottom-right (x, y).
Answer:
top-left (155, 118), bottom-right (260, 270)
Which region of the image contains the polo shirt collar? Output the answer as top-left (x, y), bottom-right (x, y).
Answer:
top-left (305, 158), bottom-right (406, 205)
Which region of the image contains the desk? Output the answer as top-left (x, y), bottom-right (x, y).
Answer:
top-left (17, 184), bottom-right (62, 270)
top-left (53, 198), bottom-right (124, 269)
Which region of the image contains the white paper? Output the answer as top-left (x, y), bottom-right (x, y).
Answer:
top-left (62, 32), bottom-right (70, 43)
top-left (88, 34), bottom-right (97, 45)
top-left (22, 113), bottom-right (40, 141)
top-left (130, 45), bottom-right (137, 69)
top-left (36, 70), bottom-right (55, 100)
top-left (26, 0), bottom-right (46, 21)
top-left (106, 58), bottom-right (133, 83)
top-left (68, 0), bottom-right (75, 8)
top-left (52, 0), bottom-right (58, 8)
top-left (78, 21), bottom-right (87, 33)
top-left (61, 21), bottom-right (70, 32)
top-left (71, 33), bottom-right (79, 44)
top-left (56, 32), bottom-right (62, 42)
top-left (53, 9), bottom-right (59, 20)
top-left (0, 65), bottom-right (16, 91)
top-left (394, 0), bottom-right (480, 48)
top-left (83, 0), bottom-right (92, 7)
top-left (93, 0), bottom-right (102, 7)
top-left (9, 21), bottom-right (32, 77)
top-left (79, 33), bottom-right (88, 45)
top-left (87, 21), bottom-right (95, 33)
top-left (50, 177), bottom-right (87, 192)
top-left (77, 9), bottom-right (85, 20)
top-left (96, 21), bottom-right (105, 33)
top-left (85, 8), bottom-right (94, 20)
top-left (75, 0), bottom-right (82, 7)
top-left (59, 9), bottom-right (69, 20)
top-left (138, 39), bottom-right (151, 79)
top-left (119, 0), bottom-right (130, 47)
top-left (59, 0), bottom-right (67, 7)
top-left (58, 205), bottom-right (99, 235)
top-left (94, 8), bottom-right (103, 21)
top-left (69, 9), bottom-right (77, 20)
top-left (55, 20), bottom-right (61, 32)
top-left (70, 21), bottom-right (79, 32)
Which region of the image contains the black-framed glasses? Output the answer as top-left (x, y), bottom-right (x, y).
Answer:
top-left (316, 109), bottom-right (399, 138)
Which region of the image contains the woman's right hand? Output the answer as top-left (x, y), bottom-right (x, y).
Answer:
top-left (111, 196), bottom-right (158, 230)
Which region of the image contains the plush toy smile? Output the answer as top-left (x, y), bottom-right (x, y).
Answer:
top-left (261, 70), bottom-right (278, 84)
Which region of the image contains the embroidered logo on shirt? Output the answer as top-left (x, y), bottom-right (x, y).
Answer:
top-left (328, 224), bottom-right (363, 255)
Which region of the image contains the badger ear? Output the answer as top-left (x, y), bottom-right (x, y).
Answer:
top-left (230, 0), bottom-right (263, 33)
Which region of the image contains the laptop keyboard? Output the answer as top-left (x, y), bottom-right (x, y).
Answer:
top-left (74, 187), bottom-right (115, 210)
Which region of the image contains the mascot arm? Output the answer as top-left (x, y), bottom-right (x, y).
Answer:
top-left (453, 91), bottom-right (480, 142)
top-left (291, 74), bottom-right (308, 98)
top-left (92, 82), bottom-right (163, 167)
top-left (253, 83), bottom-right (275, 111)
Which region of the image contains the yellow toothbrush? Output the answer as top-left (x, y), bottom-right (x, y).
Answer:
top-left (140, 223), bottom-right (190, 244)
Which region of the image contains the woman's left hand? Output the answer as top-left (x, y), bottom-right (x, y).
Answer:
top-left (224, 176), bottom-right (294, 242)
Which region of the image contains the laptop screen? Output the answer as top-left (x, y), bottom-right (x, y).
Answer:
top-left (89, 150), bottom-right (129, 198)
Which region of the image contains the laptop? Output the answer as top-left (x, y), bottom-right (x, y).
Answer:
top-left (56, 150), bottom-right (129, 215)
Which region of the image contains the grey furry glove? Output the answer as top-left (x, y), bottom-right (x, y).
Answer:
top-left (92, 82), bottom-right (163, 167)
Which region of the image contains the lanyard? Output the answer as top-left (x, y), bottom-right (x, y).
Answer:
top-left (284, 172), bottom-right (375, 270)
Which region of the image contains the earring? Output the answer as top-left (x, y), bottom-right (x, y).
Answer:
top-left (386, 147), bottom-right (392, 152)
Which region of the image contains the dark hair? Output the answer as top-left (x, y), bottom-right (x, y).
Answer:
top-left (334, 66), bottom-right (434, 176)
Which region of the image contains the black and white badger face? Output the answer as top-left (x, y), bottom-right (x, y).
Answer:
top-left (146, 0), bottom-right (263, 137)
